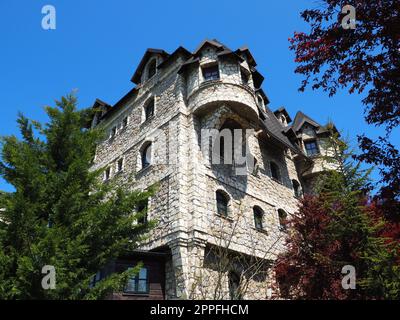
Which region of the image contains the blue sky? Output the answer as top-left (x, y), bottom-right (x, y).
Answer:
top-left (0, 0), bottom-right (397, 192)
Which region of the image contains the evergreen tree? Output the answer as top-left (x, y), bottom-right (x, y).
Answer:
top-left (275, 128), bottom-right (400, 299)
top-left (0, 94), bottom-right (155, 299)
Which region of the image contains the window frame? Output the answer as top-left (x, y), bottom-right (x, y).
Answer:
top-left (304, 139), bottom-right (320, 156)
top-left (202, 64), bottom-right (220, 82)
top-left (270, 161), bottom-right (281, 182)
top-left (216, 190), bottom-right (229, 217)
top-left (144, 99), bottom-right (155, 122)
top-left (253, 206), bottom-right (264, 230)
top-left (124, 267), bottom-right (150, 295)
top-left (278, 209), bottom-right (288, 231)
top-left (141, 142), bottom-right (152, 170)
top-left (136, 199), bottom-right (148, 225)
top-left (116, 158), bottom-right (124, 173)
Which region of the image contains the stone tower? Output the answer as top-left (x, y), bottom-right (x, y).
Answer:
top-left (91, 39), bottom-right (334, 300)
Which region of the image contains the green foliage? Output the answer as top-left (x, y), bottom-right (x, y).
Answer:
top-left (317, 129), bottom-right (400, 298)
top-left (276, 128), bottom-right (400, 299)
top-left (0, 94), bottom-right (155, 299)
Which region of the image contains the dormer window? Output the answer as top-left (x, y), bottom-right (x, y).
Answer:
top-left (147, 59), bottom-right (157, 80)
top-left (202, 64), bottom-right (220, 81)
top-left (304, 140), bottom-right (319, 156)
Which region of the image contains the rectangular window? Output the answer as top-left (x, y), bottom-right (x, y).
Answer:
top-left (104, 167), bottom-right (111, 181)
top-left (145, 100), bottom-right (155, 121)
top-left (124, 267), bottom-right (149, 294)
top-left (304, 140), bottom-right (319, 156)
top-left (202, 65), bottom-right (220, 81)
top-left (117, 158), bottom-right (124, 173)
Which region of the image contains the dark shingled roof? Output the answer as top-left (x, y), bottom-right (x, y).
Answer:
top-left (193, 39), bottom-right (228, 55)
top-left (274, 107), bottom-right (292, 123)
top-left (157, 46), bottom-right (191, 70)
top-left (292, 111), bottom-right (321, 132)
top-left (131, 48), bottom-right (170, 84)
top-left (93, 39), bottom-right (319, 149)
top-left (259, 106), bottom-right (300, 153)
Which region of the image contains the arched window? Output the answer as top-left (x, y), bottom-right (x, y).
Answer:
top-left (147, 59), bottom-right (157, 79)
top-left (278, 209), bottom-right (287, 231)
top-left (144, 98), bottom-right (155, 121)
top-left (228, 271), bottom-right (242, 300)
top-left (141, 142), bottom-right (152, 169)
top-left (292, 179), bottom-right (301, 198)
top-left (216, 190), bottom-right (229, 217)
top-left (270, 162), bottom-right (280, 182)
top-left (253, 206), bottom-right (264, 230)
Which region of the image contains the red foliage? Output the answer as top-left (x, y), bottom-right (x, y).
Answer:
top-left (274, 194), bottom-right (397, 299)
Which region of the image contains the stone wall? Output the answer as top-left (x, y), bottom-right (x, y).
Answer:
top-left (92, 42), bottom-right (325, 300)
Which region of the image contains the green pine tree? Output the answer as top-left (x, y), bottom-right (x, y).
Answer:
top-left (0, 94), bottom-right (155, 299)
top-left (317, 126), bottom-right (400, 299)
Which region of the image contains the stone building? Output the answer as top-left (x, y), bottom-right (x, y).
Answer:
top-left (90, 39), bottom-right (335, 300)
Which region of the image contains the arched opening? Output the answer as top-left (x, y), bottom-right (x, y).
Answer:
top-left (278, 209), bottom-right (287, 231)
top-left (253, 206), bottom-right (264, 230)
top-left (216, 190), bottom-right (229, 217)
top-left (141, 142), bottom-right (152, 169)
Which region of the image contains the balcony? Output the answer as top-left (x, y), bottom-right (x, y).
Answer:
top-left (187, 80), bottom-right (259, 122)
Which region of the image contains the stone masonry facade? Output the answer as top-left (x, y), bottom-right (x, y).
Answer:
top-left (91, 40), bottom-right (335, 300)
